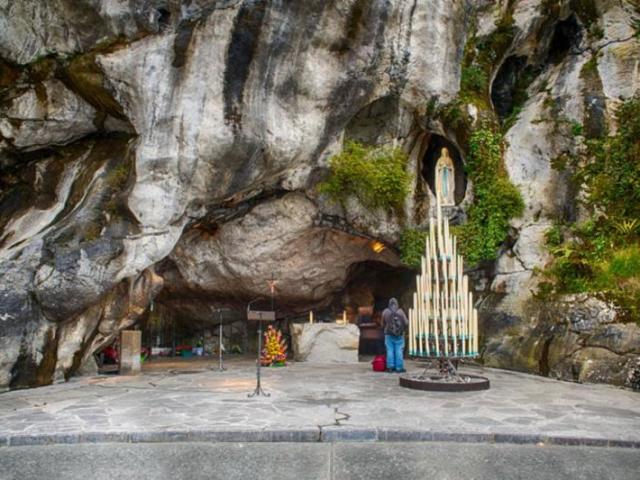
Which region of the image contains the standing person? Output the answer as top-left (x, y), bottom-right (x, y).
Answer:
top-left (382, 298), bottom-right (408, 373)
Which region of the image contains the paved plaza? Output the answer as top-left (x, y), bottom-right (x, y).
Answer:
top-left (0, 357), bottom-right (639, 447)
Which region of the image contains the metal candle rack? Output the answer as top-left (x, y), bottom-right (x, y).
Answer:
top-left (247, 299), bottom-right (276, 398)
top-left (400, 196), bottom-right (489, 392)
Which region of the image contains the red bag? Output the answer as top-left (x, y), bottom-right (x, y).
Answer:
top-left (372, 355), bottom-right (386, 372)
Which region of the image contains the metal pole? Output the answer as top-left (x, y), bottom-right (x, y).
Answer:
top-left (248, 296), bottom-right (269, 397)
top-left (249, 320), bottom-right (269, 397)
top-left (172, 314), bottom-right (176, 357)
top-left (218, 309), bottom-right (226, 371)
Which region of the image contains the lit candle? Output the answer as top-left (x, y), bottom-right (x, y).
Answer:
top-left (342, 310), bottom-right (347, 324)
top-left (309, 310), bottom-right (314, 324)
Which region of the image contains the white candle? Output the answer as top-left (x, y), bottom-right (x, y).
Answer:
top-left (309, 310), bottom-right (313, 324)
top-left (415, 280), bottom-right (422, 356)
top-left (474, 309), bottom-right (479, 355)
top-left (441, 291), bottom-right (449, 356)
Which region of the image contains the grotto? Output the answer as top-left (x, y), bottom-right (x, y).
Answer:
top-left (0, 0), bottom-right (638, 395)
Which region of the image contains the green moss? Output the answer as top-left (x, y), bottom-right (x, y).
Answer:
top-left (455, 127), bottom-right (524, 265)
top-left (319, 140), bottom-right (411, 213)
top-left (106, 162), bottom-right (130, 190)
top-left (475, 15), bottom-right (516, 70)
top-left (83, 222), bottom-right (102, 242)
top-left (399, 228), bottom-right (427, 269)
top-left (570, 121), bottom-right (584, 137)
top-left (580, 55), bottom-right (599, 79)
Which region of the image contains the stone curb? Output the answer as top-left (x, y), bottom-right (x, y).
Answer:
top-left (1, 428), bottom-right (639, 449)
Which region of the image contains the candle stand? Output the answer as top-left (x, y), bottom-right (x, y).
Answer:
top-left (400, 357), bottom-right (490, 392)
top-left (399, 196), bottom-right (489, 392)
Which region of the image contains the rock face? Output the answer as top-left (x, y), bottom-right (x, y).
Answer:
top-left (484, 294), bottom-right (640, 389)
top-left (0, 0), bottom-right (638, 390)
top-left (291, 323), bottom-right (359, 363)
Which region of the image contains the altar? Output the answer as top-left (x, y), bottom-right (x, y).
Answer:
top-left (291, 323), bottom-right (359, 363)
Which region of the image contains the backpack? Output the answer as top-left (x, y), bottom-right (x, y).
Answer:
top-left (387, 310), bottom-right (405, 336)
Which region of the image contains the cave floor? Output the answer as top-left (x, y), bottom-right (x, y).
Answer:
top-left (0, 356), bottom-right (639, 447)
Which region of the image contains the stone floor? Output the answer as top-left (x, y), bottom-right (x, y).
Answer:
top-left (0, 357), bottom-right (639, 445)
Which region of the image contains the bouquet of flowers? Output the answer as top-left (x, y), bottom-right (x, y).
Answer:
top-left (260, 325), bottom-right (288, 366)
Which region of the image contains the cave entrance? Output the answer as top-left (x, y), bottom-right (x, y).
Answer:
top-left (422, 134), bottom-right (466, 205)
top-left (341, 260), bottom-right (414, 356)
top-left (130, 300), bottom-right (250, 371)
top-left (342, 260), bottom-right (414, 316)
top-left (547, 14), bottom-right (582, 65)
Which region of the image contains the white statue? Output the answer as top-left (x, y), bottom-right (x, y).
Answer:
top-left (435, 147), bottom-right (455, 206)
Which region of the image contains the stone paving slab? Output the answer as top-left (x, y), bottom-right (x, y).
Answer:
top-left (3, 442), bottom-right (640, 480)
top-left (0, 358), bottom-right (638, 447)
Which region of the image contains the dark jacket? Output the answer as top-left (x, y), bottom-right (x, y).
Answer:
top-left (382, 298), bottom-right (408, 336)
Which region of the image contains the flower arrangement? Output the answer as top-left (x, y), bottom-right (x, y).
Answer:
top-left (260, 325), bottom-right (287, 366)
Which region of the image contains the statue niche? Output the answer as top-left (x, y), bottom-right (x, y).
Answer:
top-left (435, 147), bottom-right (455, 206)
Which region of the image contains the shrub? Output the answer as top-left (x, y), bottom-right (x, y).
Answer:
top-left (456, 128), bottom-right (524, 264)
top-left (461, 65), bottom-right (488, 99)
top-left (319, 140), bottom-right (411, 213)
top-left (544, 224), bottom-right (563, 247)
top-left (399, 228), bottom-right (427, 269)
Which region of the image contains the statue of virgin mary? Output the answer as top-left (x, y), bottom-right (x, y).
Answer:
top-left (435, 147), bottom-right (455, 206)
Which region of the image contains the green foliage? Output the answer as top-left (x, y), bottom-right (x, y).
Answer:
top-left (456, 127), bottom-right (525, 265)
top-left (460, 65), bottom-right (488, 100)
top-left (319, 140), bottom-right (411, 213)
top-left (603, 246), bottom-right (640, 280)
top-left (544, 224), bottom-right (563, 247)
top-left (570, 121), bottom-right (584, 137)
top-left (475, 15), bottom-right (516, 70)
top-left (580, 55), bottom-right (599, 78)
top-left (459, 12), bottom-right (515, 108)
top-left (399, 228), bottom-right (427, 269)
top-left (106, 162), bottom-right (130, 190)
top-left (574, 96), bottom-right (640, 220)
top-left (612, 219), bottom-right (640, 237)
top-left (589, 24), bottom-right (605, 40)
top-left (541, 97), bottom-right (640, 322)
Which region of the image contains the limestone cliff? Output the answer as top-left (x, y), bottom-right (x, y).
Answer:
top-left (0, 0), bottom-right (638, 390)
